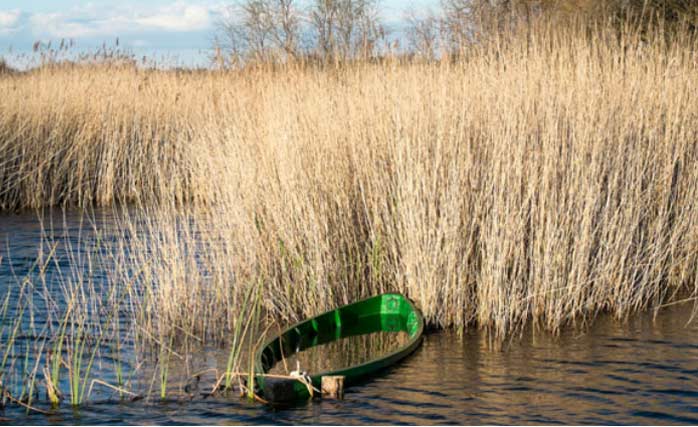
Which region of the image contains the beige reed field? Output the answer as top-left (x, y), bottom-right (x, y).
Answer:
top-left (1, 19), bottom-right (698, 356)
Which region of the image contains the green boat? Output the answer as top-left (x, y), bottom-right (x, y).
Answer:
top-left (255, 293), bottom-right (424, 403)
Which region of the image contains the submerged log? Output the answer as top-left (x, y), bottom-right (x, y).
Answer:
top-left (263, 378), bottom-right (298, 403)
top-left (321, 375), bottom-right (345, 399)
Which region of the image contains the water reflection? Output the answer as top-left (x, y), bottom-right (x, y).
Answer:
top-left (6, 303), bottom-right (697, 425)
top-left (2, 210), bottom-right (698, 424)
top-left (268, 331), bottom-right (411, 375)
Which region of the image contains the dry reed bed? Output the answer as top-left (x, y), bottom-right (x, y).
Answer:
top-left (1, 22), bottom-right (698, 346)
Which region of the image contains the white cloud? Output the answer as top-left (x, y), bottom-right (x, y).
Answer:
top-left (23, 2), bottom-right (219, 40)
top-left (136, 5), bottom-right (212, 32)
top-left (29, 13), bottom-right (94, 39)
top-left (0, 9), bottom-right (22, 34)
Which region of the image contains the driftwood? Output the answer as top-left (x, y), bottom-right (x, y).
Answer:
top-left (263, 377), bottom-right (299, 403)
top-left (321, 375), bottom-right (345, 399)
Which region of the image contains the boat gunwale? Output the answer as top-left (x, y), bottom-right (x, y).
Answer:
top-left (255, 293), bottom-right (425, 388)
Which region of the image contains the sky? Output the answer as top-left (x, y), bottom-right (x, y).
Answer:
top-left (0, 0), bottom-right (438, 67)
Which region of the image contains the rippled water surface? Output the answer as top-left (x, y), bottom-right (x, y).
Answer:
top-left (2, 211), bottom-right (698, 425)
top-left (268, 331), bottom-right (412, 376)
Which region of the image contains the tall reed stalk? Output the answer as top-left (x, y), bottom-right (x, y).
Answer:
top-left (0, 18), bottom-right (697, 410)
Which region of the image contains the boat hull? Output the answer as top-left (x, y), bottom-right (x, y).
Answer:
top-left (255, 293), bottom-right (424, 403)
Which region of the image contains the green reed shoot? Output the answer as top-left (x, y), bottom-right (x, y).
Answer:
top-left (246, 282), bottom-right (264, 401)
top-left (224, 280), bottom-right (258, 391)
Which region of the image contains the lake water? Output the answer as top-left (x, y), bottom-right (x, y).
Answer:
top-left (267, 330), bottom-right (412, 377)
top-left (2, 210), bottom-right (698, 425)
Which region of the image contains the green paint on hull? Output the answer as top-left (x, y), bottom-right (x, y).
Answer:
top-left (255, 293), bottom-right (425, 403)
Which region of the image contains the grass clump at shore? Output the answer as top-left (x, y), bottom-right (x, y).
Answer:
top-left (0, 21), bottom-right (697, 411)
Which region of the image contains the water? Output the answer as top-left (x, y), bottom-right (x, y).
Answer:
top-left (268, 331), bottom-right (412, 376)
top-left (2, 210), bottom-right (698, 425)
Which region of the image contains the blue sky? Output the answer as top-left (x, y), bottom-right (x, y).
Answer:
top-left (0, 1), bottom-right (437, 66)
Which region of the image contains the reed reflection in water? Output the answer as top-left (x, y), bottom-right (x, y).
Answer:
top-left (268, 331), bottom-right (411, 375)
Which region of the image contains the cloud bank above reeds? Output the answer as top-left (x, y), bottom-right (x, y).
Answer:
top-left (0, 1), bottom-right (219, 51)
top-left (0, 0), bottom-right (427, 55)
